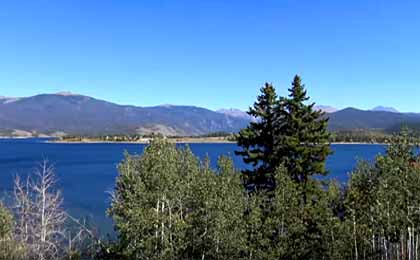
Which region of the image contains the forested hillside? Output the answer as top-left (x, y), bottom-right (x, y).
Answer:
top-left (2, 93), bottom-right (420, 138)
top-left (0, 93), bottom-right (249, 136)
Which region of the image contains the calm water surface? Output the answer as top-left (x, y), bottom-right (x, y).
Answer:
top-left (0, 138), bottom-right (386, 234)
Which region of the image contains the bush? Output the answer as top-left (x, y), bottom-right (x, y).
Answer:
top-left (0, 203), bottom-right (13, 239)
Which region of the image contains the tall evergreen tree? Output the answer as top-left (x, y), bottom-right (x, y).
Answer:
top-left (236, 76), bottom-right (331, 190)
top-left (235, 83), bottom-right (278, 190)
top-left (236, 76), bottom-right (335, 258)
top-left (275, 75), bottom-right (332, 184)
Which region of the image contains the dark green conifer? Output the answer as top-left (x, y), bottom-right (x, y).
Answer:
top-left (235, 83), bottom-right (279, 190)
top-left (236, 76), bottom-right (331, 190)
top-left (275, 75), bottom-right (332, 184)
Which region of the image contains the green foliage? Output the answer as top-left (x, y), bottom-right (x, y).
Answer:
top-left (275, 75), bottom-right (332, 184)
top-left (0, 204), bottom-right (25, 260)
top-left (94, 240), bottom-right (128, 260)
top-left (188, 156), bottom-right (247, 259)
top-left (108, 139), bottom-right (246, 259)
top-left (331, 130), bottom-right (391, 143)
top-left (236, 75), bottom-right (335, 259)
top-left (236, 75), bottom-right (331, 190)
top-left (242, 167), bottom-right (342, 260)
top-left (273, 169), bottom-right (338, 259)
top-left (343, 129), bottom-right (420, 259)
top-left (0, 203), bottom-right (13, 239)
top-left (236, 83), bottom-right (279, 190)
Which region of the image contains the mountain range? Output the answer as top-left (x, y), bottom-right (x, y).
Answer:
top-left (0, 92), bottom-right (418, 137)
top-left (327, 108), bottom-right (420, 131)
top-left (0, 93), bottom-right (249, 136)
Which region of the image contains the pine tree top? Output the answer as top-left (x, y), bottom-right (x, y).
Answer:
top-left (288, 75), bottom-right (309, 102)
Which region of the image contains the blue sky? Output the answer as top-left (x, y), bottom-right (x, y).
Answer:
top-left (0, 0), bottom-right (419, 111)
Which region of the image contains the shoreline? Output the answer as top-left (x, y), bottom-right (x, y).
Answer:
top-left (0, 136), bottom-right (391, 145)
top-left (50, 140), bottom-right (388, 145)
top-left (49, 137), bottom-right (236, 144)
top-left (331, 142), bottom-right (389, 145)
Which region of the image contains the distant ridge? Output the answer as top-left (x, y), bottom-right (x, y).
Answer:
top-left (1, 93), bottom-right (420, 137)
top-left (0, 96), bottom-right (21, 104)
top-left (371, 106), bottom-right (399, 113)
top-left (217, 108), bottom-right (254, 120)
top-left (314, 105), bottom-right (338, 113)
top-left (55, 91), bottom-right (81, 96)
top-left (327, 107), bottom-right (420, 131)
top-left (0, 93), bottom-right (249, 137)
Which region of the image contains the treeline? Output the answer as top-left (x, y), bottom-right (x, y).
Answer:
top-left (59, 132), bottom-right (236, 143)
top-left (59, 129), bottom-right (416, 145)
top-left (330, 130), bottom-right (420, 144)
top-left (2, 75), bottom-right (420, 259)
top-left (59, 134), bottom-right (154, 142)
top-left (330, 130), bottom-right (392, 143)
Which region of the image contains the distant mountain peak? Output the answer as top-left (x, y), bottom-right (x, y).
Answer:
top-left (0, 95), bottom-right (15, 99)
top-left (314, 105), bottom-right (338, 113)
top-left (217, 108), bottom-right (253, 119)
top-left (371, 106), bottom-right (399, 113)
top-left (55, 91), bottom-right (81, 96)
top-left (157, 104), bottom-right (175, 108)
top-left (217, 108), bottom-right (246, 114)
top-left (0, 96), bottom-right (21, 104)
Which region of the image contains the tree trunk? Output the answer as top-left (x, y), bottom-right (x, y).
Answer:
top-left (354, 215), bottom-right (358, 260)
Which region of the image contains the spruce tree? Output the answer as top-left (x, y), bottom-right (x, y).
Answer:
top-left (236, 76), bottom-right (331, 190)
top-left (275, 75), bottom-right (332, 184)
top-left (235, 83), bottom-right (278, 191)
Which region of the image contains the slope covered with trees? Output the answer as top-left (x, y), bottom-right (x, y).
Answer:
top-left (0, 93), bottom-right (249, 136)
top-left (328, 108), bottom-right (420, 132)
top-left (3, 92), bottom-right (420, 138)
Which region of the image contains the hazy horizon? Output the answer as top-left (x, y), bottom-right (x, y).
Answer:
top-left (0, 91), bottom-right (410, 113)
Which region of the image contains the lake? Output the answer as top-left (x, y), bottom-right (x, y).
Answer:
top-left (0, 138), bottom-right (386, 235)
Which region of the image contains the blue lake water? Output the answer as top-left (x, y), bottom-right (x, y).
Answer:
top-left (0, 138), bottom-right (386, 235)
